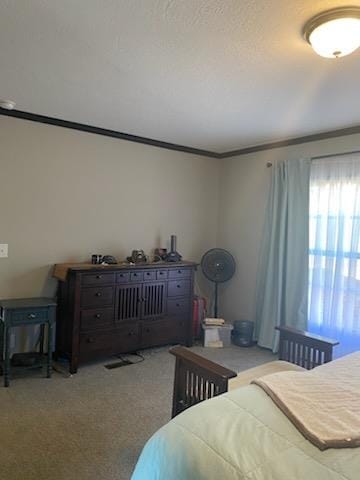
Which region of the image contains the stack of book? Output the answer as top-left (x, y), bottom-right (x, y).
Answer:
top-left (202, 318), bottom-right (233, 348)
top-left (203, 317), bottom-right (225, 326)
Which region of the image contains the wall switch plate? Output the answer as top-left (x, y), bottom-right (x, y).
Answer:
top-left (0, 244), bottom-right (8, 258)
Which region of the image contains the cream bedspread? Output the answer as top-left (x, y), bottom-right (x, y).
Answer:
top-left (132, 377), bottom-right (360, 479)
top-left (253, 352), bottom-right (360, 450)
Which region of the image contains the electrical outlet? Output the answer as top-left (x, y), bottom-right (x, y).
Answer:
top-left (0, 244), bottom-right (8, 258)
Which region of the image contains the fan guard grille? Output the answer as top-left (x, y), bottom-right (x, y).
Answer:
top-left (201, 248), bottom-right (235, 283)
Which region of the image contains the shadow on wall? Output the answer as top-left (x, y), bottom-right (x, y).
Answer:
top-left (6, 265), bottom-right (58, 299)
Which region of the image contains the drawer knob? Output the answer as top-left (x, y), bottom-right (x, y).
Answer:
top-left (177, 284), bottom-right (181, 288)
top-left (96, 275), bottom-right (102, 279)
top-left (178, 270), bottom-right (182, 274)
top-left (95, 292), bottom-right (102, 297)
top-left (146, 328), bottom-right (150, 333)
top-left (95, 314), bottom-right (101, 318)
top-left (28, 313), bottom-right (37, 319)
top-left (128, 331), bottom-right (135, 336)
top-left (176, 303), bottom-right (180, 307)
top-left (119, 274), bottom-right (123, 277)
top-left (86, 338), bottom-right (95, 343)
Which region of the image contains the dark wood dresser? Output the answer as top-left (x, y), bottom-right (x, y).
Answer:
top-left (55, 262), bottom-right (197, 373)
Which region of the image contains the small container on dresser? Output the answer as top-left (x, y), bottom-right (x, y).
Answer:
top-left (54, 262), bottom-right (197, 373)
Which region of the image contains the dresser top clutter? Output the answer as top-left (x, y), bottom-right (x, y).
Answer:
top-left (53, 261), bottom-right (197, 282)
top-left (54, 261), bottom-right (197, 374)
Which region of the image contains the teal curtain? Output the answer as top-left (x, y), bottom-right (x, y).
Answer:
top-left (255, 158), bottom-right (311, 351)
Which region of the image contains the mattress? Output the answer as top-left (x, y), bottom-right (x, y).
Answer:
top-left (228, 360), bottom-right (304, 390)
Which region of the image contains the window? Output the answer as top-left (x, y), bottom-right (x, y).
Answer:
top-left (308, 153), bottom-right (360, 357)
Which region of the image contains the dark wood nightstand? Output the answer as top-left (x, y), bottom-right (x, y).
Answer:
top-left (0, 298), bottom-right (57, 387)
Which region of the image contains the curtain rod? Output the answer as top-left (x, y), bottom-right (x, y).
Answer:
top-left (266, 149), bottom-right (360, 167)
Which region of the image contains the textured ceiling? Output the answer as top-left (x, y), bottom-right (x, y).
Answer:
top-left (0, 0), bottom-right (359, 152)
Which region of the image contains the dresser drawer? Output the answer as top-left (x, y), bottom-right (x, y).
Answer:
top-left (169, 268), bottom-right (191, 279)
top-left (117, 272), bottom-right (130, 283)
top-left (141, 318), bottom-right (186, 348)
top-left (10, 308), bottom-right (49, 324)
top-left (156, 269), bottom-right (168, 280)
top-left (167, 297), bottom-right (190, 316)
top-left (80, 307), bottom-right (114, 331)
top-left (81, 273), bottom-right (115, 286)
top-left (79, 324), bottom-right (139, 357)
top-left (143, 270), bottom-right (156, 281)
top-left (130, 271), bottom-right (143, 282)
top-left (81, 287), bottom-right (114, 307)
top-left (167, 280), bottom-right (191, 297)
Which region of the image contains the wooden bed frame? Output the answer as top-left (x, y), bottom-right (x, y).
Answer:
top-left (170, 325), bottom-right (339, 417)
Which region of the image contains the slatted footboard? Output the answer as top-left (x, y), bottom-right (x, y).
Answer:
top-left (276, 326), bottom-right (339, 369)
top-left (170, 326), bottom-right (339, 417)
top-left (170, 346), bottom-right (237, 418)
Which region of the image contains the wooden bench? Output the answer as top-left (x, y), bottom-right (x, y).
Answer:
top-left (170, 325), bottom-right (339, 417)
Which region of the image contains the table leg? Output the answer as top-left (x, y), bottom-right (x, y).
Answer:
top-left (4, 326), bottom-right (10, 387)
top-left (0, 321), bottom-right (4, 363)
top-left (47, 321), bottom-right (53, 378)
top-left (69, 357), bottom-right (78, 375)
top-left (0, 321), bottom-right (4, 376)
top-left (39, 324), bottom-right (45, 355)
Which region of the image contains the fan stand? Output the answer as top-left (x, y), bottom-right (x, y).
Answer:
top-left (214, 282), bottom-right (218, 318)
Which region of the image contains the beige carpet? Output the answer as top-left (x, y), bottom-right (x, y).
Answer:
top-left (0, 345), bottom-right (275, 480)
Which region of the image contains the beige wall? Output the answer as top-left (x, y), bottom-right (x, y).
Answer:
top-left (2, 115), bottom-right (360, 324)
top-left (218, 133), bottom-right (360, 324)
top-left (0, 116), bottom-right (219, 299)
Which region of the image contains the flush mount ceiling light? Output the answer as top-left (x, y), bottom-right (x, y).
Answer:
top-left (303, 7), bottom-right (360, 58)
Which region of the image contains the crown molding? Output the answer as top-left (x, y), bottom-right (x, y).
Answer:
top-left (1, 108), bottom-right (359, 159)
top-left (219, 125), bottom-right (360, 158)
top-left (0, 109), bottom-right (221, 158)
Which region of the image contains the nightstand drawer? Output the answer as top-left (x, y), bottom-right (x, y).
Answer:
top-left (10, 308), bottom-right (49, 324)
top-left (81, 287), bottom-right (114, 307)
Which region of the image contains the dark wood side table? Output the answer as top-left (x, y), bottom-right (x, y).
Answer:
top-left (0, 298), bottom-right (56, 387)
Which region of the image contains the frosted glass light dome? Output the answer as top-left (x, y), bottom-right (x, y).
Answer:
top-left (304, 8), bottom-right (360, 58)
